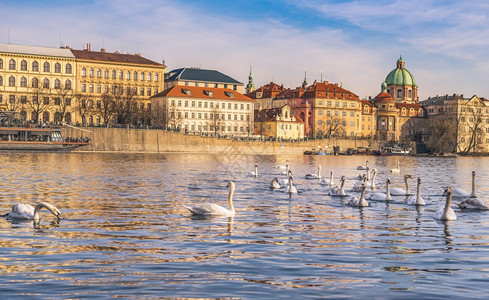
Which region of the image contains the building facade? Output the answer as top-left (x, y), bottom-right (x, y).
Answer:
top-left (254, 105), bottom-right (304, 140)
top-left (0, 43), bottom-right (76, 123)
top-left (150, 85), bottom-right (254, 136)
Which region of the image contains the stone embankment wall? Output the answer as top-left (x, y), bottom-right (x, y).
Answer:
top-left (61, 127), bottom-right (378, 155)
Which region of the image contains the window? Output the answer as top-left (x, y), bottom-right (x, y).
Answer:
top-left (9, 59), bottom-right (16, 70)
top-left (32, 61), bottom-right (39, 71)
top-left (140, 88), bottom-right (144, 96)
top-left (54, 79), bottom-right (60, 89)
top-left (21, 60), bottom-right (27, 71)
top-left (154, 73), bottom-right (158, 81)
top-left (66, 64), bottom-right (72, 74)
top-left (0, 58), bottom-right (2, 69)
top-left (342, 111), bottom-right (346, 117)
top-left (81, 84), bottom-right (86, 92)
top-left (350, 121), bottom-right (355, 127)
top-left (43, 62), bottom-right (50, 72)
top-left (54, 97), bottom-right (61, 105)
top-left (82, 67), bottom-right (87, 77)
top-left (66, 80), bottom-right (72, 90)
top-left (20, 77), bottom-right (27, 87)
top-left (20, 96), bottom-right (26, 104)
top-left (112, 70), bottom-right (116, 79)
top-left (9, 95), bottom-right (15, 103)
top-left (103, 69), bottom-right (108, 78)
top-left (104, 85), bottom-right (109, 93)
top-left (9, 76), bottom-right (15, 86)
top-left (43, 97), bottom-right (49, 105)
top-left (126, 71), bottom-right (130, 80)
top-left (97, 85), bottom-right (101, 93)
top-left (55, 63), bottom-right (61, 73)
top-left (119, 70), bottom-right (123, 79)
top-left (147, 72), bottom-right (151, 81)
top-left (97, 68), bottom-right (101, 78)
top-left (147, 88), bottom-right (151, 96)
top-left (32, 78), bottom-right (38, 88)
top-left (0, 76), bottom-right (2, 86)
top-left (89, 68), bottom-right (94, 77)
top-left (397, 89), bottom-right (402, 98)
top-left (140, 72), bottom-right (144, 80)
top-left (43, 78), bottom-right (49, 88)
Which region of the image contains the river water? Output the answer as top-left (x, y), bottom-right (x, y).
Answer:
top-left (1, 153), bottom-right (488, 299)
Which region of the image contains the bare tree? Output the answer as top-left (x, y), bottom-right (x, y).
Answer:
top-left (254, 109), bottom-right (268, 139)
top-left (458, 105), bottom-right (486, 154)
top-left (27, 85), bottom-right (49, 124)
top-left (112, 84), bottom-right (139, 125)
top-left (324, 115), bottom-right (344, 137)
top-left (74, 93), bottom-right (92, 126)
top-left (54, 83), bottom-right (74, 124)
top-left (425, 114), bottom-right (457, 154)
top-left (97, 93), bottom-right (115, 126)
top-left (168, 104), bottom-right (183, 130)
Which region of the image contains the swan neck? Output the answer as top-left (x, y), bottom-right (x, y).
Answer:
top-left (340, 178), bottom-right (345, 194)
top-left (386, 181), bottom-right (392, 200)
top-left (228, 184), bottom-right (235, 212)
top-left (405, 177), bottom-right (410, 194)
top-left (444, 192), bottom-right (452, 217)
top-left (470, 173), bottom-right (476, 197)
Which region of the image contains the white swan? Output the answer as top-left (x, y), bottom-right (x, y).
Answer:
top-left (458, 197), bottom-right (489, 210)
top-left (390, 161), bottom-right (400, 173)
top-left (357, 160), bottom-right (368, 170)
top-left (367, 168), bottom-right (377, 189)
top-left (305, 165), bottom-right (322, 180)
top-left (279, 170), bottom-right (293, 185)
top-left (320, 170), bottom-right (334, 186)
top-left (351, 174), bottom-right (367, 192)
top-left (366, 179), bottom-right (392, 201)
top-left (183, 181), bottom-right (236, 217)
top-left (248, 164), bottom-right (258, 177)
top-left (4, 202), bottom-right (61, 222)
top-left (329, 176), bottom-right (347, 196)
top-left (434, 187), bottom-right (457, 220)
top-left (348, 184), bottom-right (369, 207)
top-left (452, 171), bottom-right (477, 198)
top-left (278, 160), bottom-right (290, 175)
top-left (285, 176), bottom-right (298, 194)
top-left (270, 178), bottom-right (280, 189)
top-left (407, 177), bottom-right (426, 205)
top-left (390, 175), bottom-right (413, 196)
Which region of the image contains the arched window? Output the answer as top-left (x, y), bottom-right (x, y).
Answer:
top-left (31, 111), bottom-right (38, 123)
top-left (118, 70), bottom-right (123, 79)
top-left (126, 71), bottom-right (130, 80)
top-left (0, 58), bottom-right (3, 69)
top-left (140, 72), bottom-right (144, 81)
top-left (66, 63), bottom-right (72, 74)
top-left (65, 79), bottom-right (72, 90)
top-left (134, 71), bottom-right (138, 80)
top-left (9, 59), bottom-right (16, 70)
top-left (112, 70), bottom-right (116, 79)
top-left (32, 78), bottom-right (39, 88)
top-left (104, 69), bottom-right (109, 78)
top-left (43, 78), bottom-right (50, 88)
top-left (32, 61), bottom-right (39, 71)
top-left (55, 62), bottom-right (61, 73)
top-left (20, 76), bottom-right (27, 87)
top-left (9, 76), bottom-right (15, 86)
top-left (54, 112), bottom-right (61, 123)
top-left (154, 73), bottom-right (159, 81)
top-left (43, 62), bottom-right (50, 72)
top-left (0, 76), bottom-right (3, 86)
top-left (81, 67), bottom-right (86, 77)
top-left (147, 72), bottom-right (151, 81)
top-left (43, 111), bottom-right (50, 123)
top-left (54, 79), bottom-right (61, 89)
top-left (21, 60), bottom-right (27, 71)
top-left (97, 68), bottom-right (101, 78)
top-left (89, 68), bottom-right (94, 77)
top-left (65, 112), bottom-right (71, 124)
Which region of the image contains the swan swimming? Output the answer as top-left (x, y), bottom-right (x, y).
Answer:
top-left (329, 175), bottom-right (347, 196)
top-left (248, 164), bottom-right (258, 178)
top-left (451, 171), bottom-right (477, 198)
top-left (351, 174), bottom-right (367, 192)
top-left (285, 176), bottom-right (298, 194)
top-left (279, 170), bottom-right (293, 185)
top-left (366, 178), bottom-right (392, 201)
top-left (183, 181), bottom-right (236, 217)
top-left (270, 178), bottom-right (281, 189)
top-left (407, 177), bottom-right (426, 205)
top-left (390, 175), bottom-right (412, 196)
top-left (457, 197), bottom-right (489, 210)
top-left (305, 165), bottom-right (321, 180)
top-left (434, 187), bottom-right (457, 221)
top-left (390, 161), bottom-right (401, 173)
top-left (357, 160), bottom-right (368, 170)
top-left (3, 202), bottom-right (61, 222)
top-left (320, 170), bottom-right (334, 186)
top-left (348, 184), bottom-right (369, 207)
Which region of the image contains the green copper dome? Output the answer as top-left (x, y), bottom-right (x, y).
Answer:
top-left (385, 56), bottom-right (416, 86)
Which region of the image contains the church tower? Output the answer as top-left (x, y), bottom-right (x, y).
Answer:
top-left (384, 56), bottom-right (418, 103)
top-left (246, 65), bottom-right (256, 94)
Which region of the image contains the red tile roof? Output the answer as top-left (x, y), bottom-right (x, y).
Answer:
top-left (151, 85), bottom-right (254, 102)
top-left (304, 81), bottom-right (360, 100)
top-left (70, 49), bottom-right (163, 66)
top-left (247, 82), bottom-right (286, 99)
top-left (374, 91), bottom-right (394, 103)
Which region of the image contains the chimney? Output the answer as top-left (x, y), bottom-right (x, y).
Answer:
top-left (101, 48), bottom-right (105, 53)
top-left (86, 43), bottom-right (91, 51)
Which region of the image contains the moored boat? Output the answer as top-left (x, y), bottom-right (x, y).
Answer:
top-left (0, 127), bottom-right (90, 152)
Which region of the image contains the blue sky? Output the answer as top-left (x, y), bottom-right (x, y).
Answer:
top-left (1, 0), bottom-right (489, 100)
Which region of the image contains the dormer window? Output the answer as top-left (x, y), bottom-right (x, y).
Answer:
top-left (225, 91), bottom-right (234, 98)
top-left (182, 88), bottom-right (191, 95)
top-left (204, 90), bottom-right (213, 97)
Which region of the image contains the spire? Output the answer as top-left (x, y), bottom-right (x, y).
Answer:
top-left (396, 54), bottom-right (405, 69)
top-left (381, 81), bottom-right (387, 93)
top-left (302, 68), bottom-right (307, 88)
top-left (320, 70), bottom-right (323, 82)
top-left (246, 65), bottom-right (255, 94)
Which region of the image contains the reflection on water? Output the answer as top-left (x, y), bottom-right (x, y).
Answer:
top-left (1, 153), bottom-right (489, 298)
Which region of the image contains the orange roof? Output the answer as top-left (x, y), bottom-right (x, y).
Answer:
top-left (70, 49), bottom-right (163, 66)
top-left (247, 82), bottom-right (286, 99)
top-left (304, 81), bottom-right (360, 100)
top-left (374, 91), bottom-right (394, 103)
top-left (151, 85), bottom-right (254, 102)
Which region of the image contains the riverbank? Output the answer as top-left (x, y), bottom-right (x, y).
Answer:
top-left (61, 127), bottom-right (378, 155)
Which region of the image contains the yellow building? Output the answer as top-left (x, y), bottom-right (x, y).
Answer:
top-left (71, 45), bottom-right (166, 126)
top-left (150, 85), bottom-right (254, 136)
top-left (254, 105), bottom-right (304, 140)
top-left (0, 43), bottom-right (76, 123)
